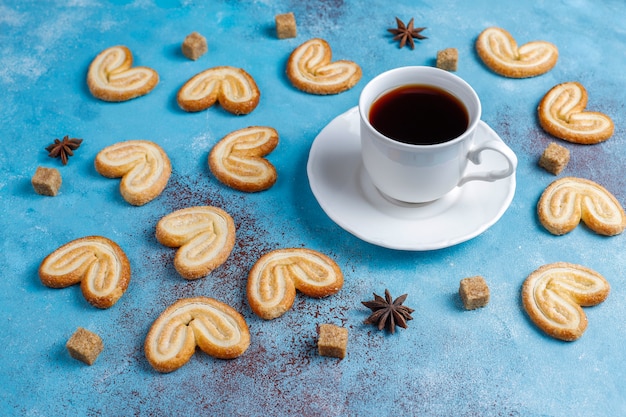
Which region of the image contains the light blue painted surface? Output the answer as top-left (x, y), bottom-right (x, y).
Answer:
top-left (1, 1), bottom-right (625, 416)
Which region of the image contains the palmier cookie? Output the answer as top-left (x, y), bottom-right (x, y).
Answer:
top-left (475, 27), bottom-right (558, 78)
top-left (145, 297), bottom-right (250, 373)
top-left (87, 45), bottom-right (159, 102)
top-left (537, 177), bottom-right (626, 236)
top-left (177, 66), bottom-right (260, 114)
top-left (209, 126), bottom-right (278, 192)
top-left (522, 262), bottom-right (610, 341)
top-left (156, 206), bottom-right (235, 280)
top-left (247, 248), bottom-right (343, 320)
top-left (95, 140), bottom-right (171, 206)
top-left (286, 38), bottom-right (362, 95)
top-left (538, 82), bottom-right (614, 144)
top-left (39, 236), bottom-right (131, 309)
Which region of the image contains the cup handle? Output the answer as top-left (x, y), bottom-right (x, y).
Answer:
top-left (458, 140), bottom-right (517, 186)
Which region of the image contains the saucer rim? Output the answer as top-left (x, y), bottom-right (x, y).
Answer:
top-left (306, 106), bottom-right (517, 251)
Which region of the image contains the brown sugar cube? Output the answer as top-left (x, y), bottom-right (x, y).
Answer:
top-left (539, 142), bottom-right (570, 175)
top-left (182, 32), bottom-right (208, 60)
top-left (436, 48), bottom-right (458, 71)
top-left (66, 327), bottom-right (103, 365)
top-left (459, 276), bottom-right (490, 310)
top-left (317, 324), bottom-right (348, 359)
top-left (275, 12), bottom-right (297, 39)
top-left (32, 166), bottom-right (62, 196)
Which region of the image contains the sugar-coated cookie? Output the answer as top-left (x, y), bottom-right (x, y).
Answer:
top-left (209, 126), bottom-right (278, 192)
top-left (247, 248), bottom-right (343, 320)
top-left (286, 38), bottom-right (362, 95)
top-left (87, 45), bottom-right (159, 102)
top-left (177, 66), bottom-right (260, 114)
top-left (156, 206), bottom-right (236, 280)
top-left (475, 27), bottom-right (558, 78)
top-left (95, 140), bottom-right (171, 206)
top-left (144, 297), bottom-right (250, 373)
top-left (39, 236), bottom-right (131, 309)
top-left (538, 81), bottom-right (614, 144)
top-left (537, 177), bottom-right (626, 236)
top-left (522, 262), bottom-right (610, 341)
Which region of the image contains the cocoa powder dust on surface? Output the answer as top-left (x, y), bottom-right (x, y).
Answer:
top-left (117, 170), bottom-right (357, 416)
top-left (127, 169), bottom-right (287, 320)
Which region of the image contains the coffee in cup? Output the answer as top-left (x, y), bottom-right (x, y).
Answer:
top-left (358, 66), bottom-right (516, 203)
top-left (369, 84), bottom-right (469, 146)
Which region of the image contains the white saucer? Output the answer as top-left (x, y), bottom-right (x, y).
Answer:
top-left (306, 107), bottom-right (516, 250)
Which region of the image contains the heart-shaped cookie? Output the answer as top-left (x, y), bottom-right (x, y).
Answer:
top-left (286, 38), bottom-right (362, 95)
top-left (39, 236), bottom-right (131, 308)
top-left (156, 206), bottom-right (236, 280)
top-left (95, 140), bottom-right (171, 206)
top-left (87, 45), bottom-right (159, 102)
top-left (538, 81), bottom-right (614, 144)
top-left (522, 262), bottom-right (610, 341)
top-left (177, 66), bottom-right (260, 114)
top-left (247, 248), bottom-right (343, 320)
top-left (145, 297), bottom-right (250, 373)
top-left (537, 177), bottom-right (625, 236)
top-left (476, 27), bottom-right (558, 78)
top-left (209, 126), bottom-right (278, 192)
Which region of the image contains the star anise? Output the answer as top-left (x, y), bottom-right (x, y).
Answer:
top-left (388, 17), bottom-right (427, 49)
top-left (45, 135), bottom-right (83, 165)
top-left (362, 289), bottom-right (414, 334)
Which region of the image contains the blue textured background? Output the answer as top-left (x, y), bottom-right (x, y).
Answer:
top-left (1, 1), bottom-right (625, 416)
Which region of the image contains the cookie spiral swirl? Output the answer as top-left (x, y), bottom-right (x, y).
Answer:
top-left (95, 140), bottom-right (171, 206)
top-left (156, 206), bottom-right (236, 280)
top-left (145, 297), bottom-right (250, 373)
top-left (87, 45), bottom-right (159, 101)
top-left (522, 262), bottom-right (610, 341)
top-left (177, 66), bottom-right (260, 114)
top-left (475, 27), bottom-right (558, 78)
top-left (39, 236), bottom-right (131, 308)
top-left (247, 248), bottom-right (343, 320)
top-left (538, 82), bottom-right (614, 144)
top-left (537, 177), bottom-right (625, 236)
top-left (209, 126), bottom-right (279, 192)
top-left (286, 38), bottom-right (362, 95)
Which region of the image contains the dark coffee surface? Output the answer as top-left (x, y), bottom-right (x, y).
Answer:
top-left (369, 84), bottom-right (469, 145)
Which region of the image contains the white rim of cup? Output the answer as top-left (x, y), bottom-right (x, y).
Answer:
top-left (358, 66), bottom-right (482, 149)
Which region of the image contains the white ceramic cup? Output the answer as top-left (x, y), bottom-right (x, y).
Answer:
top-left (359, 66), bottom-right (517, 203)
